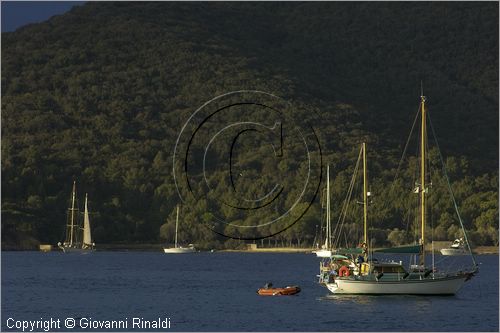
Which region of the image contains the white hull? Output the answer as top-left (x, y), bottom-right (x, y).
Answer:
top-left (163, 247), bottom-right (196, 254)
top-left (59, 245), bottom-right (95, 254)
top-left (440, 248), bottom-right (467, 256)
top-left (314, 249), bottom-right (332, 258)
top-left (326, 275), bottom-right (467, 295)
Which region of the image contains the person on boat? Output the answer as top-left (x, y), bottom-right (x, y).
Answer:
top-left (330, 267), bottom-right (337, 282)
top-left (264, 282), bottom-right (273, 289)
top-left (356, 255), bottom-right (364, 274)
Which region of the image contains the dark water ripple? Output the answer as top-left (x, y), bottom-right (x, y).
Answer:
top-left (1, 252), bottom-right (498, 331)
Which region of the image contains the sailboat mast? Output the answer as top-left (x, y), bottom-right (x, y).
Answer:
top-left (69, 181), bottom-right (76, 246)
top-left (420, 93), bottom-right (427, 266)
top-left (326, 165), bottom-right (331, 250)
top-left (362, 143), bottom-right (368, 247)
top-left (175, 205), bottom-right (179, 248)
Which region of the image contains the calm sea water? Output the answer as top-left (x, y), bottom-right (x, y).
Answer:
top-left (1, 251), bottom-right (498, 332)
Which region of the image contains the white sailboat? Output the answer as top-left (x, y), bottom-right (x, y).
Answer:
top-left (320, 92), bottom-right (477, 295)
top-left (313, 165), bottom-right (333, 258)
top-left (163, 205), bottom-right (196, 254)
top-left (58, 181), bottom-right (95, 253)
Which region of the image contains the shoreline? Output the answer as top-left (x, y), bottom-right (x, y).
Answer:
top-left (222, 247), bottom-right (312, 253)
top-left (223, 247), bottom-right (499, 255)
top-left (2, 245), bottom-right (498, 255)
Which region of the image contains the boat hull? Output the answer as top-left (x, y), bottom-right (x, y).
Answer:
top-left (440, 248), bottom-right (467, 256)
top-left (314, 250), bottom-right (332, 258)
top-left (59, 246), bottom-right (95, 254)
top-left (163, 247), bottom-right (196, 254)
top-left (326, 275), bottom-right (467, 295)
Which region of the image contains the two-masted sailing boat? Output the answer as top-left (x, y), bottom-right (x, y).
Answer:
top-left (58, 181), bottom-right (95, 253)
top-left (319, 93), bottom-right (477, 295)
top-left (163, 205), bottom-right (195, 254)
top-left (313, 165), bottom-right (333, 258)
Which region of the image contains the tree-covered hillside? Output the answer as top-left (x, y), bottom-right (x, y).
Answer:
top-left (1, 2), bottom-right (498, 249)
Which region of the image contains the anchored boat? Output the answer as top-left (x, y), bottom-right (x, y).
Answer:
top-left (313, 165), bottom-right (333, 258)
top-left (257, 283), bottom-right (301, 296)
top-left (319, 91), bottom-right (477, 295)
top-left (440, 238), bottom-right (468, 256)
top-left (163, 205), bottom-right (196, 254)
top-left (58, 181), bottom-right (95, 253)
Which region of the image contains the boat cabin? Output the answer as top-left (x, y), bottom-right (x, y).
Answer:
top-left (358, 261), bottom-right (408, 280)
top-left (362, 262), bottom-right (406, 274)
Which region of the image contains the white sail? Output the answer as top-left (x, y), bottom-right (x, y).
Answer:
top-left (82, 193), bottom-right (92, 246)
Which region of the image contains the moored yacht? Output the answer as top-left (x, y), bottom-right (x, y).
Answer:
top-left (318, 91), bottom-right (477, 295)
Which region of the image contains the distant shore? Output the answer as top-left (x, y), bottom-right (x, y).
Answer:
top-left (227, 246), bottom-right (499, 255)
top-left (222, 247), bottom-right (311, 253)
top-left (472, 246), bottom-right (499, 255)
top-left (3, 244), bottom-right (498, 254)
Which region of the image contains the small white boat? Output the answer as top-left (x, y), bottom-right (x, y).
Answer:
top-left (163, 245), bottom-right (196, 254)
top-left (163, 205), bottom-right (196, 254)
top-left (314, 165), bottom-right (333, 258)
top-left (440, 238), bottom-right (467, 256)
top-left (313, 249), bottom-right (333, 258)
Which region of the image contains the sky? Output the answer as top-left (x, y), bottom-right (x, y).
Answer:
top-left (1, 1), bottom-right (85, 32)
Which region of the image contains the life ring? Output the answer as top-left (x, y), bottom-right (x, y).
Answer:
top-left (339, 266), bottom-right (350, 277)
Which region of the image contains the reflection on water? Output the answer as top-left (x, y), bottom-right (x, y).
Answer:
top-left (318, 294), bottom-right (376, 305)
top-left (319, 293), bottom-right (446, 313)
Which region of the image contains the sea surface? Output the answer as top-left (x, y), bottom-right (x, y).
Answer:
top-left (2, 251), bottom-right (498, 332)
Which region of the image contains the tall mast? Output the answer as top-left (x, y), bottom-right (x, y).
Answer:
top-left (362, 143), bottom-right (368, 249)
top-left (175, 205), bottom-right (179, 248)
top-left (420, 92), bottom-right (427, 266)
top-left (69, 181), bottom-right (77, 246)
top-left (326, 165), bottom-right (331, 250)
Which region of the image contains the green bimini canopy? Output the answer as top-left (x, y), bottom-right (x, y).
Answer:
top-left (374, 244), bottom-right (421, 254)
top-left (330, 254), bottom-right (349, 259)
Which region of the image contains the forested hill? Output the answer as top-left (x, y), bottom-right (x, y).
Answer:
top-left (2, 2), bottom-right (498, 249)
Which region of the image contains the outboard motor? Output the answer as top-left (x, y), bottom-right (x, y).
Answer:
top-left (376, 272), bottom-right (384, 281)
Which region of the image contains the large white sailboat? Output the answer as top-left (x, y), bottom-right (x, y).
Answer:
top-left (320, 92), bottom-right (477, 295)
top-left (58, 181), bottom-right (95, 253)
top-left (163, 205), bottom-right (196, 254)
